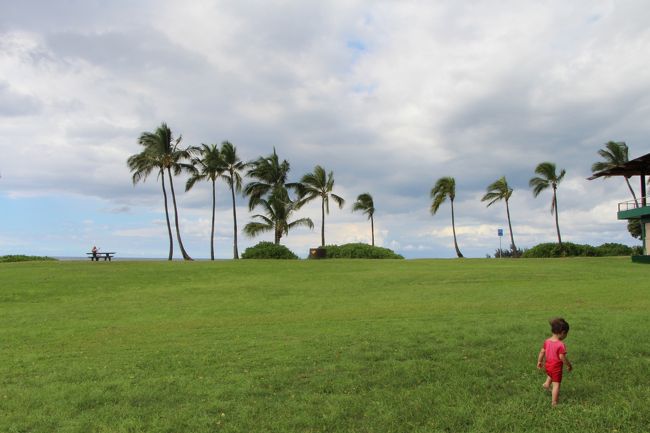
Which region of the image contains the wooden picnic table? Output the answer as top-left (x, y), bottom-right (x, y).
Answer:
top-left (86, 252), bottom-right (116, 261)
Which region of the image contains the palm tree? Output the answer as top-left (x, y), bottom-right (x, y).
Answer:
top-left (352, 193), bottom-right (375, 246)
top-left (127, 148), bottom-right (174, 260)
top-left (136, 122), bottom-right (193, 260)
top-left (297, 166), bottom-right (345, 246)
top-left (244, 149), bottom-right (309, 244)
top-left (244, 148), bottom-right (299, 211)
top-left (220, 141), bottom-right (247, 259)
top-left (592, 141), bottom-right (638, 205)
top-left (430, 177), bottom-right (463, 258)
top-left (186, 144), bottom-right (224, 260)
top-left (243, 189), bottom-right (314, 244)
top-left (481, 176), bottom-right (517, 253)
top-left (530, 162), bottom-right (566, 247)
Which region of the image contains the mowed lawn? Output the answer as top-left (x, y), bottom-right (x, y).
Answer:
top-left (1, 258), bottom-right (649, 433)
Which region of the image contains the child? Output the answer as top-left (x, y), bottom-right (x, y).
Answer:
top-left (537, 317), bottom-right (573, 406)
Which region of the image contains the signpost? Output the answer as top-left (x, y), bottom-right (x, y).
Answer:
top-left (497, 228), bottom-right (503, 258)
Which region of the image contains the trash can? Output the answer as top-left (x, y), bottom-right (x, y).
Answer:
top-left (309, 247), bottom-right (327, 259)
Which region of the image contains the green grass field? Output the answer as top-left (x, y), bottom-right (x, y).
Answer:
top-left (1, 258), bottom-right (649, 433)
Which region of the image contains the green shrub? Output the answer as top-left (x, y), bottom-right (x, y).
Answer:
top-left (0, 255), bottom-right (57, 263)
top-left (522, 242), bottom-right (637, 258)
top-left (321, 243), bottom-right (404, 259)
top-left (241, 242), bottom-right (299, 259)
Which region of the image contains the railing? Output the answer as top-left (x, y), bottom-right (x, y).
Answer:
top-left (618, 197), bottom-right (648, 212)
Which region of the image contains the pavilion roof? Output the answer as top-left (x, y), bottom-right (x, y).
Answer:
top-left (588, 152), bottom-right (650, 180)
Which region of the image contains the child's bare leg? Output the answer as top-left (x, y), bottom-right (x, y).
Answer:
top-left (551, 382), bottom-right (561, 406)
top-left (542, 375), bottom-right (551, 390)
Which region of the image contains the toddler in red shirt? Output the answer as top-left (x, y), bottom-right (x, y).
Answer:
top-left (537, 317), bottom-right (573, 406)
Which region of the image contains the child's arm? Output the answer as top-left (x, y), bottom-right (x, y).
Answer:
top-left (559, 353), bottom-right (572, 371)
top-left (536, 348), bottom-right (545, 369)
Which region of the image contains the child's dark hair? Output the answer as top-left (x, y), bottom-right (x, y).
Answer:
top-left (550, 317), bottom-right (570, 334)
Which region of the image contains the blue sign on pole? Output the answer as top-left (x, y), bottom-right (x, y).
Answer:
top-left (498, 228), bottom-right (503, 237)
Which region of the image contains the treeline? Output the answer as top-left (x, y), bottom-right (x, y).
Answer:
top-left (127, 123), bottom-right (641, 259)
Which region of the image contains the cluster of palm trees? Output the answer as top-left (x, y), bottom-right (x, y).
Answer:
top-left (127, 122), bottom-right (376, 260)
top-left (432, 141), bottom-right (640, 258)
top-left (128, 124), bottom-right (639, 260)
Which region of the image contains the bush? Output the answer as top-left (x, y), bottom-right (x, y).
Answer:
top-left (241, 242), bottom-right (299, 259)
top-left (0, 255), bottom-right (57, 263)
top-left (321, 243), bottom-right (404, 259)
top-left (494, 247), bottom-right (523, 258)
top-left (522, 242), bottom-right (638, 258)
top-left (595, 243), bottom-right (635, 256)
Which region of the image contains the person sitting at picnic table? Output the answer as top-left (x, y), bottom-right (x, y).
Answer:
top-left (92, 245), bottom-right (98, 260)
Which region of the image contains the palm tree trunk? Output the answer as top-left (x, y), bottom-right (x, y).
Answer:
top-left (553, 188), bottom-right (562, 247)
top-left (321, 198), bottom-right (326, 247)
top-left (505, 199), bottom-right (516, 253)
top-left (160, 169), bottom-right (174, 260)
top-left (275, 228), bottom-right (281, 245)
top-left (625, 177), bottom-right (639, 207)
top-left (370, 215), bottom-right (375, 247)
top-left (450, 200), bottom-right (463, 258)
top-left (167, 168), bottom-right (193, 260)
top-left (210, 179), bottom-right (216, 261)
top-left (230, 179), bottom-right (239, 259)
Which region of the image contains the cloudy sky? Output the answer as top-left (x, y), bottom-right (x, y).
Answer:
top-left (1, 0), bottom-right (649, 259)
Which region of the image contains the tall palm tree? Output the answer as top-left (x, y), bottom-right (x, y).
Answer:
top-left (137, 122), bottom-right (193, 260)
top-left (186, 144), bottom-right (224, 260)
top-left (127, 149), bottom-right (174, 260)
top-left (481, 176), bottom-right (517, 253)
top-left (352, 193), bottom-right (375, 246)
top-left (297, 166), bottom-right (345, 247)
top-left (530, 162), bottom-right (566, 247)
top-left (220, 141), bottom-right (247, 259)
top-left (591, 141), bottom-right (638, 205)
top-left (243, 189), bottom-right (314, 244)
top-left (430, 177), bottom-right (463, 258)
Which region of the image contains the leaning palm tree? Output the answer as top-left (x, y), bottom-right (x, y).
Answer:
top-left (592, 141), bottom-right (638, 205)
top-left (244, 189), bottom-right (314, 245)
top-left (220, 141), bottom-right (247, 259)
top-left (186, 144), bottom-right (224, 260)
top-left (481, 176), bottom-right (516, 253)
top-left (137, 122), bottom-right (193, 260)
top-left (127, 148), bottom-right (174, 260)
top-left (297, 166), bottom-right (345, 247)
top-left (430, 177), bottom-right (463, 258)
top-left (530, 162), bottom-right (566, 247)
top-left (352, 193), bottom-right (376, 246)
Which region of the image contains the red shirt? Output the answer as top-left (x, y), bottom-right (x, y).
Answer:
top-left (543, 338), bottom-right (567, 370)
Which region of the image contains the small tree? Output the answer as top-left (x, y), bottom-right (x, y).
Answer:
top-left (297, 166), bottom-right (345, 247)
top-left (430, 177), bottom-right (463, 258)
top-left (352, 193), bottom-right (376, 246)
top-left (530, 162), bottom-right (566, 247)
top-left (482, 176), bottom-right (517, 253)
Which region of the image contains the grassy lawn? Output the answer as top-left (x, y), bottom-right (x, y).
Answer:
top-left (1, 258), bottom-right (649, 433)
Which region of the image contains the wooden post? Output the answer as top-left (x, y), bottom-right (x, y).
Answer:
top-left (642, 174), bottom-right (647, 207)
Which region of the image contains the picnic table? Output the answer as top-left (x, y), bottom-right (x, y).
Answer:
top-left (86, 252), bottom-right (116, 261)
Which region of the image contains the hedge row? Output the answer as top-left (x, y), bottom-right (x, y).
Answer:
top-left (521, 242), bottom-right (642, 258)
top-left (0, 255), bottom-right (58, 263)
top-left (320, 243), bottom-right (404, 259)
